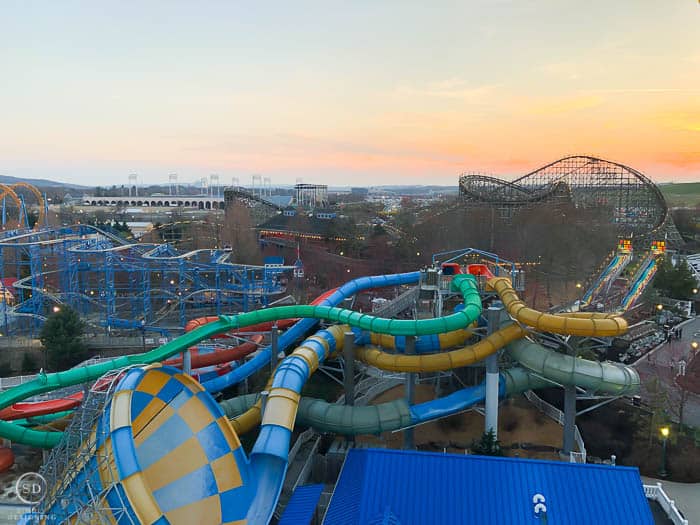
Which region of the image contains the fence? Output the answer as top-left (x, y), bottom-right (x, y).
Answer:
top-left (523, 390), bottom-right (587, 462)
top-left (643, 483), bottom-right (688, 525)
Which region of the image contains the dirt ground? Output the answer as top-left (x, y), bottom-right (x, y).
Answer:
top-left (357, 384), bottom-right (565, 461)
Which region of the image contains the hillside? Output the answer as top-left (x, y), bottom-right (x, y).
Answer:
top-left (659, 182), bottom-right (700, 207)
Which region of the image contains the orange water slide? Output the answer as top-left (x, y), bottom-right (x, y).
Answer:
top-left (0, 392), bottom-right (83, 421)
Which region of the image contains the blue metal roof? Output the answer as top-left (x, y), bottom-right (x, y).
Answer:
top-left (279, 484), bottom-right (324, 525)
top-left (324, 448), bottom-right (654, 525)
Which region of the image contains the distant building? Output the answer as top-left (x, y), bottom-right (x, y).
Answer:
top-left (351, 187), bottom-right (369, 196)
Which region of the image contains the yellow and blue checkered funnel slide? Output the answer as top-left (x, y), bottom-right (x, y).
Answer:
top-left (42, 364), bottom-right (256, 524)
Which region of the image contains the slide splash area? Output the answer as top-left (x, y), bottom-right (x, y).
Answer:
top-left (10, 267), bottom-right (639, 525)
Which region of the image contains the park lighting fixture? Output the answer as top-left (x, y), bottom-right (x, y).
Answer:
top-left (659, 425), bottom-right (670, 477)
top-left (575, 283), bottom-right (582, 289)
top-left (693, 288), bottom-right (698, 295)
top-left (52, 306), bottom-right (60, 313)
top-left (656, 304), bottom-right (663, 311)
top-left (692, 341), bottom-right (699, 351)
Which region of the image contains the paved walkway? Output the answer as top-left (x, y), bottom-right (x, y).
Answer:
top-left (634, 316), bottom-right (700, 427)
top-left (642, 476), bottom-right (699, 522)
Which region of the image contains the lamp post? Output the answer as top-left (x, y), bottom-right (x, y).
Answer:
top-left (659, 426), bottom-right (669, 478)
top-left (140, 318), bottom-right (146, 353)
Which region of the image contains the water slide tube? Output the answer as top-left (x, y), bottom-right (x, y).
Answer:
top-left (224, 322), bottom-right (518, 436)
top-left (0, 272), bottom-right (480, 448)
top-left (506, 334), bottom-right (640, 395)
top-left (162, 334), bottom-right (263, 369)
top-left (0, 336), bottom-right (264, 426)
top-left (0, 392), bottom-right (83, 421)
top-left (241, 274), bottom-right (629, 523)
top-left (220, 279), bottom-right (629, 438)
top-left (28, 270), bottom-right (641, 523)
top-left (201, 271), bottom-right (446, 392)
top-left (183, 287), bottom-right (339, 335)
top-left (356, 328), bottom-right (473, 354)
top-left (222, 322), bottom-right (639, 437)
top-left (221, 367), bottom-right (549, 435)
top-left (620, 257), bottom-right (657, 311)
top-left (487, 277), bottom-right (628, 337)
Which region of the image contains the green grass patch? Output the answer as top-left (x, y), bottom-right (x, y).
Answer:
top-left (660, 183), bottom-right (700, 207)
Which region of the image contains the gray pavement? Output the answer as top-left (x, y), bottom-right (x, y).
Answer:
top-left (634, 316), bottom-right (700, 427)
top-left (642, 476), bottom-right (699, 523)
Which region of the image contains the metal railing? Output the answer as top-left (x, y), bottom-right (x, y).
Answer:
top-left (0, 374), bottom-right (37, 390)
top-left (371, 287), bottom-right (418, 318)
top-left (644, 483), bottom-right (688, 525)
top-left (523, 390), bottom-right (587, 462)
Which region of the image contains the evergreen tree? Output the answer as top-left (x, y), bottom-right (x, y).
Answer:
top-left (21, 353), bottom-right (38, 374)
top-left (39, 306), bottom-right (88, 371)
top-left (653, 256), bottom-right (697, 299)
top-left (471, 429), bottom-right (503, 456)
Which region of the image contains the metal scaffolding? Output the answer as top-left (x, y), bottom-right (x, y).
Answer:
top-left (34, 368), bottom-right (136, 524)
top-left (0, 225), bottom-right (292, 336)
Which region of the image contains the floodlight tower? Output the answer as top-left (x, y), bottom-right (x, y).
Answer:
top-left (169, 173), bottom-right (178, 196)
top-left (252, 174), bottom-right (262, 197)
top-left (210, 174), bottom-right (220, 197)
top-left (128, 174), bottom-right (138, 197)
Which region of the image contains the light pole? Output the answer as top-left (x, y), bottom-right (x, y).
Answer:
top-left (659, 426), bottom-right (670, 478)
top-left (140, 319), bottom-right (146, 353)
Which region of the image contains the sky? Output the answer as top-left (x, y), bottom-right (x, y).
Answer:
top-left (1, 1), bottom-right (699, 187)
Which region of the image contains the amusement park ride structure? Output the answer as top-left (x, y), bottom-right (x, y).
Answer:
top-left (459, 155), bottom-right (681, 244)
top-left (0, 165), bottom-right (674, 524)
top-left (0, 223), bottom-right (295, 336)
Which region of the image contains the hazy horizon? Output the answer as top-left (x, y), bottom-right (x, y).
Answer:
top-left (2, 1), bottom-right (699, 187)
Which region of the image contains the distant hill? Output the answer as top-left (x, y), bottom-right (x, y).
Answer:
top-left (0, 174), bottom-right (87, 189)
top-left (659, 182), bottom-right (700, 207)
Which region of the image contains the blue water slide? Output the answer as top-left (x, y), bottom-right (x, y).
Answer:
top-left (582, 254), bottom-right (624, 305)
top-left (203, 272), bottom-right (420, 393)
top-left (620, 258), bottom-right (656, 310)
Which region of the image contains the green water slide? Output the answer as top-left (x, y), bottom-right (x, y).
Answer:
top-left (0, 275), bottom-right (482, 448)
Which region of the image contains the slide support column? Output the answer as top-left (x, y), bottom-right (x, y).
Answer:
top-left (270, 324), bottom-right (279, 374)
top-left (562, 384), bottom-right (576, 457)
top-left (182, 349), bottom-right (192, 376)
top-left (485, 306), bottom-right (501, 436)
top-left (404, 335), bottom-right (416, 450)
top-left (343, 332), bottom-right (355, 406)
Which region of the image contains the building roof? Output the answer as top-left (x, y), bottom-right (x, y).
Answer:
top-left (279, 484), bottom-right (324, 525)
top-left (266, 195), bottom-right (294, 208)
top-left (323, 448), bottom-right (654, 525)
top-left (258, 211), bottom-right (344, 239)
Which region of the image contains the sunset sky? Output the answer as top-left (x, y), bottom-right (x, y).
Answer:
top-left (1, 1), bottom-right (699, 186)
